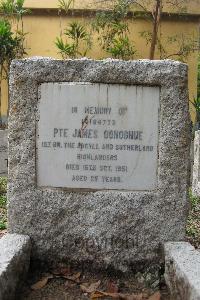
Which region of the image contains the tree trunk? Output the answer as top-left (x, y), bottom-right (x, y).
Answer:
top-left (149, 0), bottom-right (161, 60)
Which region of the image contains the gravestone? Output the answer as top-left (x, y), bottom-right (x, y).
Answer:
top-left (0, 130), bottom-right (8, 177)
top-left (8, 58), bottom-right (191, 272)
top-left (192, 130), bottom-right (200, 196)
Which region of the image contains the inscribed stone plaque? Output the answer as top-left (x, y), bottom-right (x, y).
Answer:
top-left (37, 83), bottom-right (159, 190)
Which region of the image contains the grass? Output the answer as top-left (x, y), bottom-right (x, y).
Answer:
top-left (0, 219), bottom-right (7, 230)
top-left (0, 194), bottom-right (7, 208)
top-left (186, 190), bottom-right (200, 248)
top-left (0, 177), bottom-right (7, 194)
top-left (0, 177), bottom-right (7, 231)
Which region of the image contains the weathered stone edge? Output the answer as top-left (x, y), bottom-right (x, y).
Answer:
top-left (0, 234), bottom-right (31, 300)
top-left (192, 130), bottom-right (200, 196)
top-left (10, 58), bottom-right (188, 84)
top-left (164, 242), bottom-right (200, 300)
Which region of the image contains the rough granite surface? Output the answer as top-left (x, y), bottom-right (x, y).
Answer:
top-left (164, 242), bottom-right (200, 300)
top-left (8, 58), bottom-right (191, 272)
top-left (0, 234), bottom-right (31, 300)
top-left (192, 130), bottom-right (200, 196)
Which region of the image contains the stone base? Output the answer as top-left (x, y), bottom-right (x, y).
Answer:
top-left (164, 242), bottom-right (200, 300)
top-left (0, 234), bottom-right (31, 300)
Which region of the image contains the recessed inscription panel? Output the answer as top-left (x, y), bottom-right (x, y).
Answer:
top-left (37, 83), bottom-right (159, 190)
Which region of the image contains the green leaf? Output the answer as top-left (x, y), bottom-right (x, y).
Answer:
top-left (58, 0), bottom-right (74, 13)
top-left (65, 22), bottom-right (88, 41)
top-left (0, 177), bottom-right (7, 194)
top-left (55, 21), bottom-right (91, 59)
top-left (0, 195), bottom-right (7, 208)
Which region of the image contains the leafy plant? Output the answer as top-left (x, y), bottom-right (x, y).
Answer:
top-left (0, 220), bottom-right (6, 230)
top-left (55, 38), bottom-right (75, 58)
top-left (56, 0), bottom-right (92, 59)
top-left (0, 0), bottom-right (28, 127)
top-left (58, 0), bottom-right (74, 13)
top-left (0, 19), bottom-right (25, 125)
top-left (0, 19), bottom-right (25, 65)
top-left (0, 177), bottom-right (7, 194)
top-left (140, 31), bottom-right (198, 62)
top-left (186, 190), bottom-right (200, 247)
top-left (56, 21), bottom-right (91, 59)
top-left (191, 99), bottom-right (200, 131)
top-left (93, 0), bottom-right (136, 59)
top-left (186, 219), bottom-right (198, 238)
top-left (0, 0), bottom-right (15, 15)
top-left (95, 0), bottom-right (198, 61)
top-left (139, 0), bottom-right (198, 60)
top-left (107, 36), bottom-right (135, 59)
top-left (189, 189), bottom-right (200, 211)
top-left (0, 195), bottom-right (6, 209)
top-left (191, 97), bottom-right (200, 120)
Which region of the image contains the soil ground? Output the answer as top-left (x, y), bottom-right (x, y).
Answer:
top-left (18, 267), bottom-right (170, 300)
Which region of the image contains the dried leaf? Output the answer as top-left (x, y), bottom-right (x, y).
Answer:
top-left (90, 290), bottom-right (106, 299)
top-left (31, 274), bottom-right (53, 290)
top-left (65, 280), bottom-right (76, 288)
top-left (107, 281), bottom-right (119, 293)
top-left (80, 284), bottom-right (89, 293)
top-left (0, 229), bottom-right (7, 238)
top-left (125, 293), bottom-right (144, 300)
top-left (64, 272), bottom-right (81, 283)
top-left (148, 291), bottom-right (161, 300)
top-left (91, 291), bottom-right (123, 299)
top-left (81, 280), bottom-right (101, 294)
top-left (52, 266), bottom-right (71, 276)
top-left (118, 293), bottom-right (143, 300)
top-left (91, 291), bottom-right (145, 300)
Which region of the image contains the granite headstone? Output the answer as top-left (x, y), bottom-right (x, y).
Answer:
top-left (8, 58), bottom-right (191, 272)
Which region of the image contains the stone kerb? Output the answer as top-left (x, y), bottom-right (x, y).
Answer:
top-left (164, 242), bottom-right (200, 300)
top-left (192, 130), bottom-right (200, 196)
top-left (8, 58), bottom-right (190, 272)
top-left (0, 234), bottom-right (31, 300)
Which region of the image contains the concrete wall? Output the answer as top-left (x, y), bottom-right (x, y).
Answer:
top-left (23, 0), bottom-right (200, 14)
